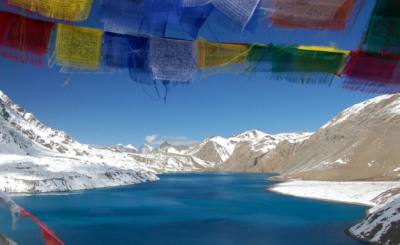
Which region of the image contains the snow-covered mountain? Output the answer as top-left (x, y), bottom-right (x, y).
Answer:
top-left (1, 90), bottom-right (279, 193)
top-left (0, 90), bottom-right (220, 193)
top-left (0, 90), bottom-right (161, 193)
top-left (184, 136), bottom-right (235, 163)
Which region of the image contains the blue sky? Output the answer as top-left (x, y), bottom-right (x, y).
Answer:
top-left (0, 1), bottom-right (377, 147)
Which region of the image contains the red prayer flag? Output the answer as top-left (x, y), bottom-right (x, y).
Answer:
top-left (269, 0), bottom-right (356, 30)
top-left (20, 209), bottom-right (65, 245)
top-left (343, 51), bottom-right (400, 84)
top-left (0, 12), bottom-right (53, 64)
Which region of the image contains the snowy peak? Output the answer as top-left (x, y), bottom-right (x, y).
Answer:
top-left (138, 144), bottom-right (154, 154)
top-left (184, 136), bottom-right (234, 163)
top-left (322, 94), bottom-right (400, 129)
top-left (109, 144), bottom-right (138, 153)
top-left (229, 130), bottom-right (268, 143)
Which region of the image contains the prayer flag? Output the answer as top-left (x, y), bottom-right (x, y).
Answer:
top-left (55, 24), bottom-right (103, 70)
top-left (7, 0), bottom-right (94, 21)
top-left (0, 12), bottom-right (53, 65)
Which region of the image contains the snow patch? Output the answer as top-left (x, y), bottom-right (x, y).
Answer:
top-left (368, 160), bottom-right (376, 167)
top-left (387, 97), bottom-right (400, 115)
top-left (349, 198), bottom-right (400, 243)
top-left (270, 181), bottom-right (400, 206)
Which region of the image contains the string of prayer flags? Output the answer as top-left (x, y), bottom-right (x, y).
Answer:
top-left (55, 23), bottom-right (103, 70)
top-left (362, 0), bottom-right (400, 55)
top-left (149, 38), bottom-right (196, 82)
top-left (264, 0), bottom-right (357, 31)
top-left (7, 0), bottom-right (94, 21)
top-left (197, 40), bottom-right (250, 68)
top-left (1, 1), bottom-right (400, 95)
top-left (0, 12), bottom-right (53, 65)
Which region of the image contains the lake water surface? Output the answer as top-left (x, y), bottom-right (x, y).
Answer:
top-left (0, 173), bottom-right (367, 244)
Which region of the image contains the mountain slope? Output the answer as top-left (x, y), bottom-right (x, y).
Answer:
top-left (220, 132), bottom-right (312, 172)
top-left (0, 91), bottom-right (161, 193)
top-left (276, 95), bottom-right (400, 181)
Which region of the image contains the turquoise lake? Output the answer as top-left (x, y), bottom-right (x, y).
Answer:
top-left (0, 173), bottom-right (367, 244)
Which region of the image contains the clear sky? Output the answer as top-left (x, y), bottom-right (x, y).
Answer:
top-left (0, 1), bottom-right (378, 147)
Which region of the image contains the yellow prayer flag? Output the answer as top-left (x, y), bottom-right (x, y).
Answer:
top-left (197, 41), bottom-right (250, 68)
top-left (8, 0), bottom-right (94, 21)
top-left (56, 24), bottom-right (103, 70)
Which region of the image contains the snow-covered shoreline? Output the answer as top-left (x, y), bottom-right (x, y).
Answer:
top-left (269, 180), bottom-right (400, 244)
top-left (269, 180), bottom-right (400, 207)
top-left (0, 154), bottom-right (160, 193)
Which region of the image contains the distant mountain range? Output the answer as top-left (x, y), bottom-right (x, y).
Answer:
top-left (1, 90), bottom-right (399, 244)
top-left (149, 94), bottom-right (400, 183)
top-left (2, 89), bottom-right (400, 187)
